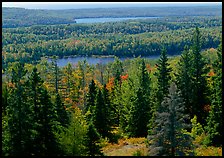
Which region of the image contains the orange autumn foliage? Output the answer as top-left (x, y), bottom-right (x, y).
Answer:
top-left (106, 77), bottom-right (115, 91)
top-left (208, 71), bottom-right (215, 77)
top-left (121, 74), bottom-right (128, 81)
top-left (146, 64), bottom-right (152, 72)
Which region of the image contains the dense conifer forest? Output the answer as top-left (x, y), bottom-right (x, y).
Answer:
top-left (2, 4), bottom-right (222, 156)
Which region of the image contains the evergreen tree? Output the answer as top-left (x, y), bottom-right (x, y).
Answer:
top-left (148, 83), bottom-right (193, 156)
top-left (84, 79), bottom-right (97, 114)
top-left (85, 121), bottom-right (103, 156)
top-left (93, 88), bottom-right (111, 138)
top-left (56, 108), bottom-right (88, 156)
top-left (155, 47), bottom-right (172, 110)
top-left (176, 46), bottom-right (193, 117)
top-left (189, 27), bottom-right (209, 125)
top-left (127, 59), bottom-right (151, 137)
top-left (102, 84), bottom-right (113, 139)
top-left (55, 92), bottom-right (70, 127)
top-left (205, 42), bottom-right (222, 146)
top-left (111, 56), bottom-right (123, 84)
top-left (26, 67), bottom-right (60, 156)
top-left (5, 62), bottom-right (32, 156)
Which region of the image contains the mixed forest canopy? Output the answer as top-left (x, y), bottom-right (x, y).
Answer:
top-left (2, 5), bottom-right (221, 28)
top-left (2, 4), bottom-right (222, 156)
top-left (2, 15), bottom-right (222, 70)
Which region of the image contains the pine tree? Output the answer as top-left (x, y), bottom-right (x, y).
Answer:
top-left (148, 83), bottom-right (193, 156)
top-left (205, 42), bottom-right (222, 146)
top-left (127, 59), bottom-right (151, 137)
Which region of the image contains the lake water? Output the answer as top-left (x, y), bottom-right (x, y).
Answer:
top-left (48, 56), bottom-right (162, 67)
top-left (75, 16), bottom-right (160, 23)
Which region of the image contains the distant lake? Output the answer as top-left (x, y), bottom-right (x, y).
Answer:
top-left (48, 55), bottom-right (163, 67)
top-left (75, 16), bottom-right (160, 23)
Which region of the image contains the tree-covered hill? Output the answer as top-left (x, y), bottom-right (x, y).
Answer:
top-left (2, 5), bottom-right (222, 28)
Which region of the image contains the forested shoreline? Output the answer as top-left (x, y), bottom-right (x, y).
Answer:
top-left (3, 6), bottom-right (221, 28)
top-left (2, 16), bottom-right (222, 70)
top-left (2, 27), bottom-right (222, 156)
top-left (2, 4), bottom-right (222, 156)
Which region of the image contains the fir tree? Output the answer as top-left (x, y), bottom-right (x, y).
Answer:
top-left (148, 83), bottom-right (193, 156)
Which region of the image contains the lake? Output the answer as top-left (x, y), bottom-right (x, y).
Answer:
top-left (75, 16), bottom-right (160, 23)
top-left (48, 55), bottom-right (163, 67)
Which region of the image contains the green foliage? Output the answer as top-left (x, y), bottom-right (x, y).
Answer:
top-left (84, 79), bottom-right (97, 115)
top-left (176, 46), bottom-right (193, 116)
top-left (55, 93), bottom-right (70, 127)
top-left (2, 7), bottom-right (221, 28)
top-left (133, 150), bottom-right (143, 156)
top-left (93, 88), bottom-right (112, 138)
top-left (85, 121), bottom-right (104, 156)
top-left (127, 59), bottom-right (151, 137)
top-left (190, 116), bottom-right (204, 139)
top-left (56, 108), bottom-right (88, 156)
top-left (204, 42), bottom-right (222, 146)
top-left (176, 27), bottom-right (210, 125)
top-left (189, 27), bottom-right (209, 125)
top-left (148, 83), bottom-right (193, 156)
top-left (155, 47), bottom-right (172, 109)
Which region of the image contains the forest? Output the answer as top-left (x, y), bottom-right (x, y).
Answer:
top-left (2, 5), bottom-right (222, 156)
top-left (2, 15), bottom-right (222, 70)
top-left (2, 5), bottom-right (221, 28)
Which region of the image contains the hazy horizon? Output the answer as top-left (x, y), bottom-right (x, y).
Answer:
top-left (2, 2), bottom-right (222, 10)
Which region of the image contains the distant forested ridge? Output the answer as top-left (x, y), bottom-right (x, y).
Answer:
top-left (2, 15), bottom-right (222, 70)
top-left (2, 6), bottom-right (222, 28)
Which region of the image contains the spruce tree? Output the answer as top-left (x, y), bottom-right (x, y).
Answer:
top-left (148, 83), bottom-right (193, 156)
top-left (155, 47), bottom-right (172, 110)
top-left (189, 27), bottom-right (209, 125)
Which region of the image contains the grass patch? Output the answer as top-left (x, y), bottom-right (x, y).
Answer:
top-left (102, 137), bottom-right (148, 156)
